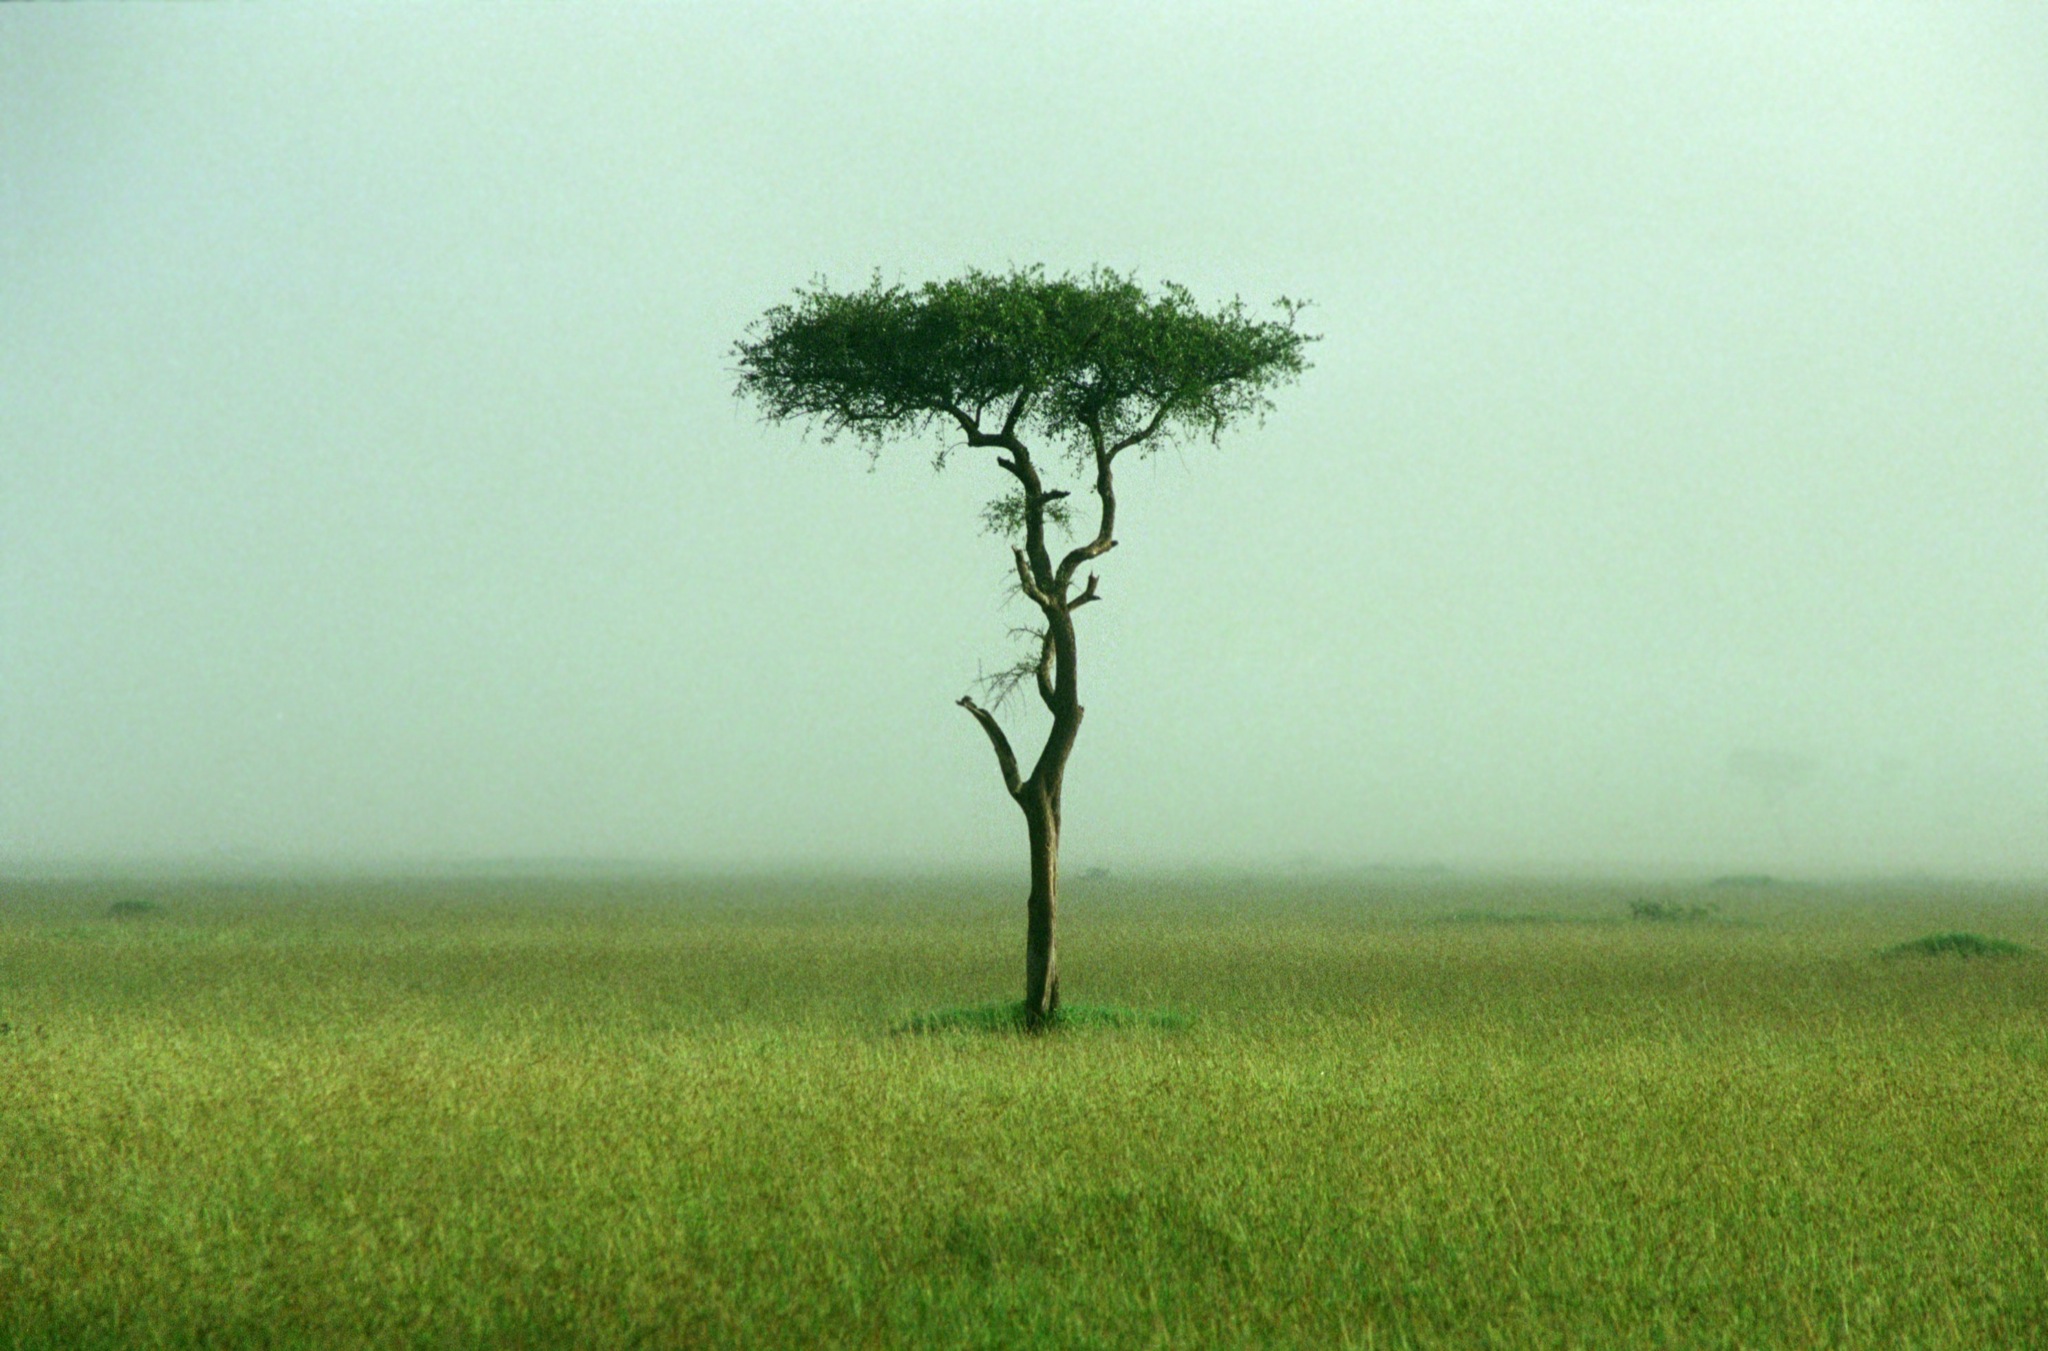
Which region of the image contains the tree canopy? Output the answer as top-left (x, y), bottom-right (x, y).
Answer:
top-left (732, 266), bottom-right (1312, 473)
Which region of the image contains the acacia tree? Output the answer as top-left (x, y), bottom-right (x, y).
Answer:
top-left (734, 267), bottom-right (1311, 1027)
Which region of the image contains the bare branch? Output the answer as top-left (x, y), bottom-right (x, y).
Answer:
top-left (974, 626), bottom-right (1045, 711)
top-left (985, 440), bottom-right (1062, 596)
top-left (956, 696), bottom-right (1023, 799)
top-left (1069, 573), bottom-right (1102, 609)
top-left (1054, 414), bottom-right (1124, 587)
top-left (1107, 399), bottom-right (1175, 458)
top-left (994, 454), bottom-right (1044, 495)
top-left (975, 621), bottom-right (1058, 714)
top-left (1058, 536), bottom-right (1117, 585)
top-left (942, 400), bottom-right (1027, 452)
top-left (1000, 391), bottom-right (1031, 439)
top-left (1033, 628), bottom-right (1056, 709)
top-left (940, 401), bottom-right (982, 440)
top-left (1055, 462), bottom-right (1119, 586)
top-left (976, 657), bottom-right (1036, 711)
top-left (1013, 546), bottom-right (1054, 609)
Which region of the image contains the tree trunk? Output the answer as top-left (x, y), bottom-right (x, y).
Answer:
top-left (1022, 784), bottom-right (1061, 1028)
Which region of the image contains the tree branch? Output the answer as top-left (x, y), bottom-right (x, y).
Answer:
top-left (1056, 425), bottom-right (1121, 588)
top-left (1013, 547), bottom-right (1055, 609)
top-left (940, 401), bottom-right (982, 441)
top-left (1108, 398), bottom-right (1176, 458)
top-left (942, 400), bottom-right (1025, 451)
top-left (1069, 573), bottom-right (1101, 609)
top-left (989, 442), bottom-right (1059, 596)
top-left (956, 696), bottom-right (1023, 799)
top-left (974, 626), bottom-right (1049, 712)
top-left (1000, 390), bottom-right (1031, 439)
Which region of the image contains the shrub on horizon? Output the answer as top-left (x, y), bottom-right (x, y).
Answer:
top-left (1630, 899), bottom-right (1715, 924)
top-left (1883, 932), bottom-right (2033, 959)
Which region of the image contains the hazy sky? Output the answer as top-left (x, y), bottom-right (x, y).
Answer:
top-left (5, 4), bottom-right (2045, 876)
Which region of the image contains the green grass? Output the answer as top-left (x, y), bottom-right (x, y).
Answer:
top-left (1431, 908), bottom-right (1592, 926)
top-left (1883, 930), bottom-right (2036, 959)
top-left (897, 1000), bottom-right (1193, 1035)
top-left (2, 872), bottom-right (2045, 1348)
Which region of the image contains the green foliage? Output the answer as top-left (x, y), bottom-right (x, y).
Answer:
top-left (1884, 931), bottom-right (2034, 959)
top-left (1630, 899), bottom-right (1716, 923)
top-left (978, 487), bottom-right (1071, 540)
top-left (733, 266), bottom-right (1313, 469)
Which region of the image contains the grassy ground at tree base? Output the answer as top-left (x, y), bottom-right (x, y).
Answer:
top-left (2, 871), bottom-right (2044, 1348)
top-left (898, 1000), bottom-right (1193, 1035)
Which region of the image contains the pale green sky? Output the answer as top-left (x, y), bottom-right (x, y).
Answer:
top-left (4, 4), bottom-right (2045, 875)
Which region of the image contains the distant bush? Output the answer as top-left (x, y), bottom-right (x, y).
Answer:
top-left (1630, 900), bottom-right (1715, 924)
top-left (1883, 932), bottom-right (2033, 960)
top-left (1709, 874), bottom-right (1775, 888)
top-left (105, 899), bottom-right (161, 919)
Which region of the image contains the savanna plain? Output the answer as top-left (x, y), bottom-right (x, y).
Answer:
top-left (2, 871), bottom-right (2044, 1349)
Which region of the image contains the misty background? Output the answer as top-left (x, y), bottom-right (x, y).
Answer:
top-left (4, 5), bottom-right (2044, 878)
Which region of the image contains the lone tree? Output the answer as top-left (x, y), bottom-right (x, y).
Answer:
top-left (734, 267), bottom-right (1312, 1028)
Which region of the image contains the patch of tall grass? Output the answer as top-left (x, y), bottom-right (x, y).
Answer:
top-left (1883, 930), bottom-right (2034, 959)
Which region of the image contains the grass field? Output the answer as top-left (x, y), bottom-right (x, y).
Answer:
top-left (2, 871), bottom-right (2045, 1348)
